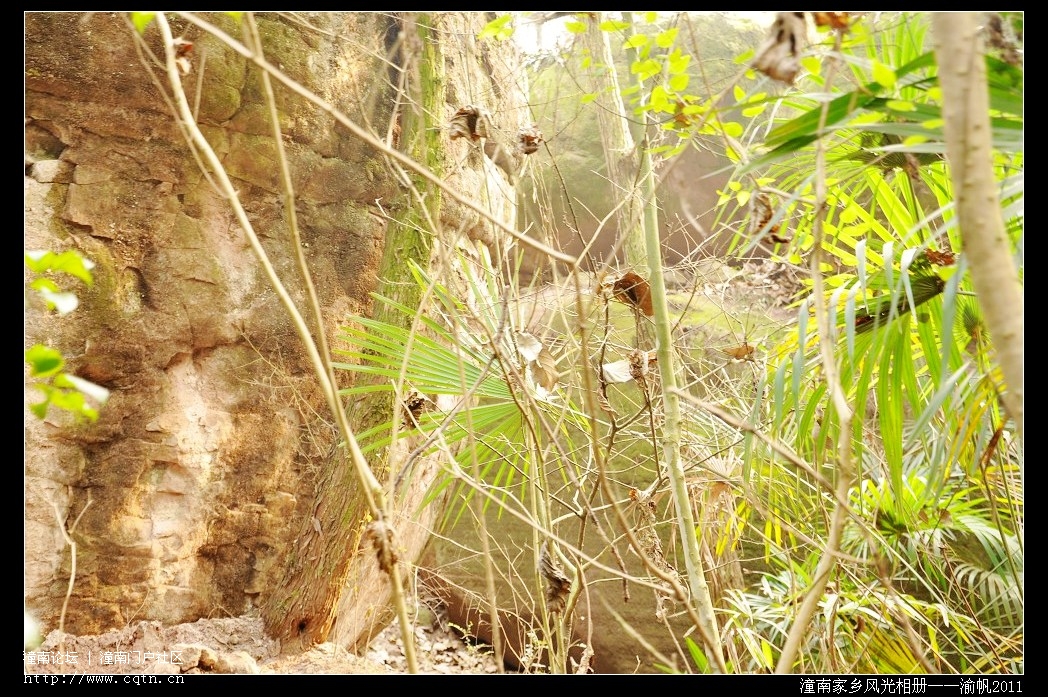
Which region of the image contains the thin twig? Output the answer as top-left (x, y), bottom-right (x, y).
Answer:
top-left (53, 495), bottom-right (92, 655)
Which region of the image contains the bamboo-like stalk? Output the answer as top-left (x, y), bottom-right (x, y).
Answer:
top-left (931, 13), bottom-right (1024, 471)
top-left (639, 138), bottom-right (728, 674)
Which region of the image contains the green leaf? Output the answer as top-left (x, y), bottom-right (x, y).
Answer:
top-left (886, 99), bottom-right (916, 112)
top-left (130, 12), bottom-right (156, 34)
top-left (667, 49), bottom-right (690, 75)
top-left (25, 249), bottom-right (94, 285)
top-left (871, 60), bottom-right (897, 88)
top-left (29, 277), bottom-right (59, 294)
top-left (763, 52), bottom-right (936, 149)
top-left (479, 14), bottom-right (515, 41)
top-left (649, 85), bottom-right (670, 112)
top-left (26, 344), bottom-right (64, 378)
top-left (565, 20), bottom-right (588, 34)
top-left (655, 27), bottom-right (678, 48)
top-left (685, 637), bottom-right (709, 672)
top-left (30, 397), bottom-right (49, 420)
top-left (631, 58), bottom-right (662, 81)
top-left (800, 55), bottom-right (821, 77)
top-left (760, 638), bottom-right (775, 670)
top-left (47, 385), bottom-right (96, 422)
top-left (599, 19), bottom-right (629, 32)
top-left (623, 34), bottom-right (649, 50)
top-left (669, 73), bottom-right (689, 92)
top-left (722, 121), bottom-right (743, 138)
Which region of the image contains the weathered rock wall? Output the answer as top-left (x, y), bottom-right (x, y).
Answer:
top-left (24, 11), bottom-right (528, 640)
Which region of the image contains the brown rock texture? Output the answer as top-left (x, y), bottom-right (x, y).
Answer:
top-left (24, 11), bottom-right (527, 645)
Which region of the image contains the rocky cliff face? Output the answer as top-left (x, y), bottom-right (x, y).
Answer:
top-left (26, 12), bottom-right (718, 673)
top-left (24, 11), bottom-right (528, 642)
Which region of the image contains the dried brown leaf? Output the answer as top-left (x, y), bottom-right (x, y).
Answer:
top-left (612, 271), bottom-right (654, 317)
top-left (366, 520), bottom-right (398, 575)
top-left (534, 346), bottom-right (559, 391)
top-left (628, 348), bottom-right (650, 382)
top-left (401, 390), bottom-right (430, 428)
top-left (447, 105), bottom-right (489, 141)
top-left (720, 341), bottom-right (756, 361)
top-left (812, 12), bottom-right (850, 31)
top-left (517, 124), bottom-right (543, 155)
top-left (924, 249), bottom-right (956, 266)
top-left (753, 12), bottom-right (807, 84)
top-left (540, 544), bottom-right (571, 615)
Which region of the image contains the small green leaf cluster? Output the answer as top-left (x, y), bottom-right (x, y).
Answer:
top-left (478, 14), bottom-right (514, 42)
top-left (25, 250), bottom-right (109, 423)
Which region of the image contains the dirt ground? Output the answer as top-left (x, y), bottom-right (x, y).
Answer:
top-left (24, 610), bottom-right (502, 675)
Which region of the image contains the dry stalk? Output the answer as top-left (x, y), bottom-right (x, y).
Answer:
top-left (774, 24), bottom-right (856, 674)
top-left (52, 494), bottom-right (92, 656)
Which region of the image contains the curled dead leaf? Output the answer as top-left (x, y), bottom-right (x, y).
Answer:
top-left (516, 332), bottom-right (558, 391)
top-left (534, 347), bottom-right (558, 391)
top-left (366, 520), bottom-right (398, 575)
top-left (609, 271), bottom-right (654, 317)
top-left (172, 38), bottom-right (194, 75)
top-left (173, 36), bottom-right (193, 57)
top-left (447, 105), bottom-right (490, 141)
top-left (753, 12), bottom-right (807, 84)
top-left (924, 249), bottom-right (956, 266)
top-left (540, 544), bottom-right (571, 615)
top-left (602, 350), bottom-right (656, 384)
top-left (720, 341), bottom-right (756, 361)
top-left (401, 390), bottom-right (430, 428)
top-left (749, 193), bottom-right (790, 244)
top-left (517, 124), bottom-right (543, 155)
top-left (749, 191), bottom-right (774, 234)
top-left (448, 105), bottom-right (521, 182)
top-left (628, 348), bottom-right (650, 382)
top-left (812, 12), bottom-right (850, 31)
